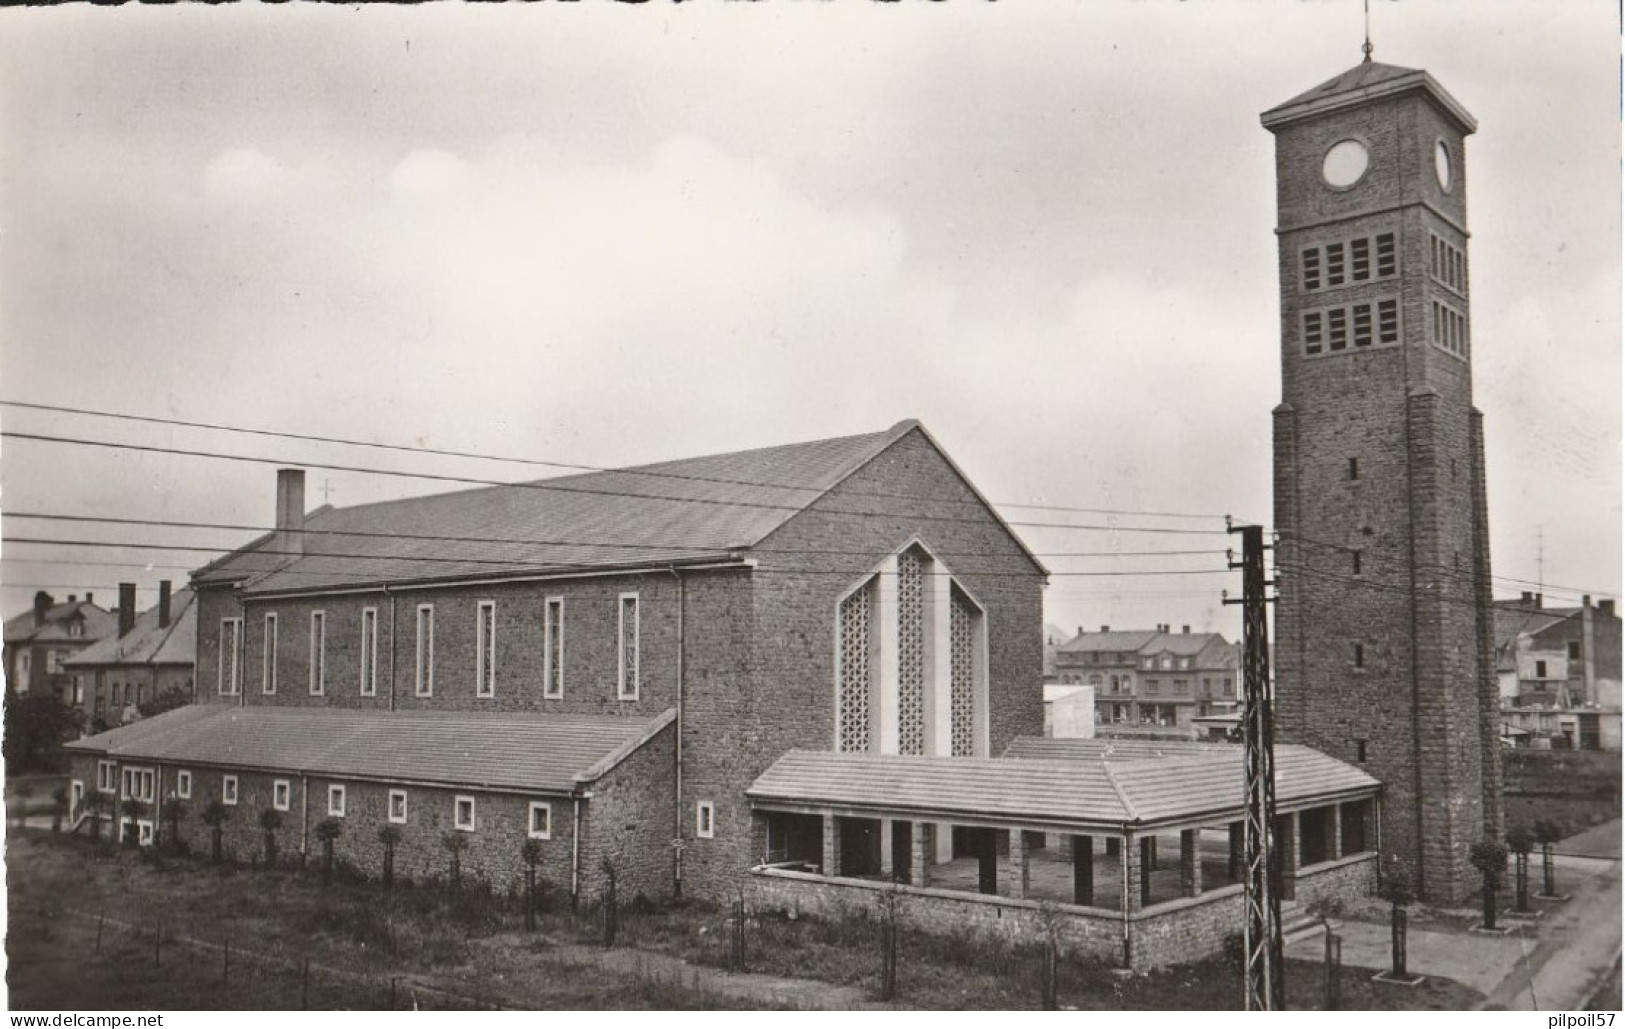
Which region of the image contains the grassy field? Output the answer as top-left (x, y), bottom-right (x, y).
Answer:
top-left (7, 830), bottom-right (1482, 1011)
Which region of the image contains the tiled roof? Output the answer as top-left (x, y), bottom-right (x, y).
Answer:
top-left (1057, 630), bottom-right (1159, 654)
top-left (4, 600), bottom-right (119, 646)
top-left (749, 739), bottom-right (1378, 832)
top-left (66, 705), bottom-right (673, 795)
top-left (196, 421), bottom-right (999, 596)
top-left (1261, 60), bottom-right (1476, 134)
top-left (63, 589), bottom-right (197, 669)
top-left (1140, 634), bottom-right (1231, 659)
top-left (1004, 737), bottom-right (1380, 825)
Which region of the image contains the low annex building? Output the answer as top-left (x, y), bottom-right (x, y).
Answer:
top-left (745, 738), bottom-right (1380, 968)
top-left (64, 420), bottom-right (1048, 903)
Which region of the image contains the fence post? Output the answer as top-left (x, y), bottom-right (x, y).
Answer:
top-left (1324, 929), bottom-right (1341, 1010)
top-left (223, 938), bottom-right (231, 985)
top-left (96, 912), bottom-right (104, 956)
top-left (301, 958), bottom-right (310, 1009)
top-left (390, 977), bottom-right (398, 1010)
top-left (154, 924), bottom-right (161, 969)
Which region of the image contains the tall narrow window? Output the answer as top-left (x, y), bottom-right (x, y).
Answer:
top-left (1375, 233), bottom-right (1396, 277)
top-left (1350, 237), bottom-right (1370, 281)
top-left (1303, 311), bottom-right (1324, 356)
top-left (262, 613), bottom-right (279, 695)
top-left (1351, 303), bottom-right (1373, 347)
top-left (476, 601), bottom-right (496, 698)
top-left (309, 611), bottom-right (326, 696)
top-left (415, 605), bottom-right (434, 697)
top-left (1301, 248), bottom-right (1321, 291)
top-left (543, 598), bottom-right (564, 699)
top-left (1327, 307), bottom-right (1348, 351)
top-left (1352, 550), bottom-right (1363, 576)
top-left (219, 618), bottom-right (242, 696)
top-left (1348, 458), bottom-right (1360, 481)
top-left (1325, 242), bottom-right (1345, 287)
top-left (618, 594), bottom-right (640, 701)
top-left (1354, 643), bottom-right (1366, 669)
top-left (1377, 299), bottom-right (1399, 345)
top-left (360, 607), bottom-right (378, 697)
top-left (837, 580), bottom-right (875, 753)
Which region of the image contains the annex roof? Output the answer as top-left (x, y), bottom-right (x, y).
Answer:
top-left (1261, 60), bottom-right (1476, 134)
top-left (748, 739), bottom-right (1378, 833)
top-left (194, 420), bottom-right (1044, 596)
top-left (63, 589), bottom-right (197, 669)
top-left (66, 705), bottom-right (674, 795)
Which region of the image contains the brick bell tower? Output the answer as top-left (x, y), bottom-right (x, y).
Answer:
top-left (1262, 58), bottom-right (1503, 904)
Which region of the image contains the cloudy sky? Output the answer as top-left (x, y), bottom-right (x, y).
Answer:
top-left (1, 0), bottom-right (1618, 642)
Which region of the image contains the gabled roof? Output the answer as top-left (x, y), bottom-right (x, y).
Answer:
top-left (1261, 60), bottom-right (1476, 134)
top-left (66, 704), bottom-right (674, 795)
top-left (63, 589), bottom-right (197, 669)
top-left (4, 600), bottom-right (118, 646)
top-left (1492, 601), bottom-right (1572, 660)
top-left (747, 739), bottom-right (1379, 832)
top-left (1140, 633), bottom-right (1231, 659)
top-left (195, 420), bottom-right (1042, 597)
top-left (1057, 630), bottom-right (1159, 654)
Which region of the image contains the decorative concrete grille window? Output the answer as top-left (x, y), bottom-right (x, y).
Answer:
top-left (454, 796), bottom-right (476, 832)
top-left (262, 613), bottom-right (278, 695)
top-left (98, 761), bottom-right (116, 793)
top-left (837, 579), bottom-right (875, 753)
top-left (415, 605), bottom-right (434, 697)
top-left (896, 547), bottom-right (927, 755)
top-left (476, 601), bottom-right (496, 698)
top-left (328, 785), bottom-right (346, 818)
top-left (309, 611), bottom-right (327, 696)
top-left (617, 594), bottom-right (640, 701)
top-left (223, 776), bottom-right (239, 806)
top-left (543, 598), bottom-right (564, 699)
top-left (528, 800), bottom-right (551, 840)
top-left (696, 800), bottom-right (715, 839)
top-left (219, 618), bottom-right (242, 696)
top-left (389, 790), bottom-right (407, 824)
top-left (360, 608), bottom-right (378, 697)
top-left (274, 780), bottom-right (291, 812)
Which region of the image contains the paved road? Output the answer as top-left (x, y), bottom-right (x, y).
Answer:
top-left (1555, 821), bottom-right (1621, 861)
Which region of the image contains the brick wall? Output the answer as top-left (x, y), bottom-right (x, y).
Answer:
top-left (1289, 852), bottom-right (1379, 910)
top-left (1270, 82), bottom-right (1497, 905)
top-left (578, 719), bottom-right (677, 904)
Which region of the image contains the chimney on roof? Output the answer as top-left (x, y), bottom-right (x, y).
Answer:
top-left (32, 591), bottom-right (52, 627)
top-left (1100, 625), bottom-right (1110, 633)
top-left (1521, 591), bottom-right (1533, 603)
top-left (275, 468), bottom-right (307, 560)
top-left (1182, 625), bottom-right (1191, 634)
top-left (86, 592), bottom-right (93, 605)
top-left (1536, 593), bottom-right (1544, 610)
top-left (158, 581), bottom-right (172, 629)
top-left (1601, 599), bottom-right (1615, 618)
top-left (118, 583), bottom-right (136, 638)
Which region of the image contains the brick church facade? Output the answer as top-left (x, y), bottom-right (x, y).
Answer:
top-left (67, 420), bottom-right (1045, 904)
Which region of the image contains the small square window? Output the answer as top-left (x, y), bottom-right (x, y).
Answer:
top-left (1568, 641), bottom-right (1581, 661)
top-left (1354, 643), bottom-right (1366, 669)
top-left (176, 770), bottom-right (192, 800)
top-left (1352, 551), bottom-right (1363, 576)
top-left (696, 800), bottom-right (715, 839)
top-left (454, 795), bottom-right (476, 832)
top-left (222, 775), bottom-right (239, 806)
top-left (528, 800), bottom-right (551, 840)
top-left (328, 785), bottom-right (346, 818)
top-left (389, 789), bottom-right (408, 825)
top-left (1348, 458), bottom-right (1360, 481)
top-left (1356, 739), bottom-right (1369, 763)
top-left (274, 780), bottom-right (291, 812)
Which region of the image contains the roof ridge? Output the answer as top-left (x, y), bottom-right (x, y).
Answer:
top-left (1099, 761), bottom-right (1141, 823)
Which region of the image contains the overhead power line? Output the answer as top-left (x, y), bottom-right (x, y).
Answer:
top-left (0, 399), bottom-right (1231, 522)
top-left (0, 430), bottom-right (1232, 536)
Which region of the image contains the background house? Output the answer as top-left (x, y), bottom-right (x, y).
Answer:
top-left (4, 592), bottom-right (117, 703)
top-left (62, 580), bottom-right (196, 731)
top-left (1051, 625), bottom-right (1238, 739)
top-left (1495, 593), bottom-right (1620, 750)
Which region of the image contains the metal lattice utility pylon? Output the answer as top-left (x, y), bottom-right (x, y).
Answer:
top-left (1225, 522), bottom-right (1285, 1010)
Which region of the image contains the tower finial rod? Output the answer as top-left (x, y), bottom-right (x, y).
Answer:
top-left (1362, 0), bottom-right (1374, 62)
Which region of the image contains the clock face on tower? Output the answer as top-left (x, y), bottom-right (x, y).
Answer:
top-left (1434, 140), bottom-right (1452, 190)
top-left (1322, 139), bottom-right (1369, 187)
